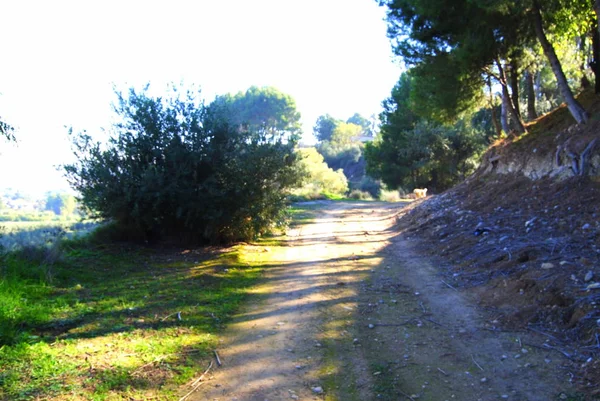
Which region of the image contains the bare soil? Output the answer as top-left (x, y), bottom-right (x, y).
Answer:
top-left (190, 201), bottom-right (583, 401)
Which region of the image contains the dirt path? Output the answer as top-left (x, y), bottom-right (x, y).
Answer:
top-left (192, 201), bottom-right (575, 401)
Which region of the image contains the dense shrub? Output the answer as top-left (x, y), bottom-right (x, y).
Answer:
top-left (64, 86), bottom-right (303, 243)
top-left (348, 190), bottom-right (373, 200)
top-left (292, 148), bottom-right (348, 199)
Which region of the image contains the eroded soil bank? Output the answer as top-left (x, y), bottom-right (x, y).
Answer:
top-left (191, 201), bottom-right (579, 401)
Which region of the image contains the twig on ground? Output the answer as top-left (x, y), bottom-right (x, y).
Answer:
top-left (398, 389), bottom-right (416, 401)
top-left (441, 280), bottom-right (458, 291)
top-left (437, 367), bottom-right (448, 376)
top-left (527, 326), bottom-right (564, 344)
top-left (187, 361), bottom-right (213, 388)
top-left (422, 317), bottom-right (445, 327)
top-left (375, 320), bottom-right (415, 327)
top-left (179, 361), bottom-right (213, 401)
top-left (523, 342), bottom-right (573, 360)
top-left (161, 311), bottom-right (182, 322)
top-left (214, 350), bottom-right (222, 366)
top-left (471, 355), bottom-right (484, 371)
top-left (419, 301), bottom-right (426, 313)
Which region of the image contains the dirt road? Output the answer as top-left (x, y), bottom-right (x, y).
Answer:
top-left (192, 201), bottom-right (575, 401)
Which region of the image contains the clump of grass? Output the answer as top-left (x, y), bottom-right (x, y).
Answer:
top-left (379, 189), bottom-right (401, 202)
top-left (348, 190), bottom-right (374, 201)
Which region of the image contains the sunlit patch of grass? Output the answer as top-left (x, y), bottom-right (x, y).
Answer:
top-left (287, 204), bottom-right (320, 227)
top-left (0, 242), bottom-right (265, 400)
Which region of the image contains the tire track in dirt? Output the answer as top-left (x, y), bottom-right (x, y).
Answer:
top-left (191, 201), bottom-right (574, 401)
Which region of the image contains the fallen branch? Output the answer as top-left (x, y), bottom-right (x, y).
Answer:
top-left (579, 138), bottom-right (598, 176)
top-left (398, 389), bottom-right (416, 401)
top-left (161, 311), bottom-right (182, 322)
top-left (422, 317), bottom-right (445, 327)
top-left (441, 280), bottom-right (458, 291)
top-left (471, 355), bottom-right (484, 371)
top-left (523, 342), bottom-right (574, 360)
top-left (179, 361), bottom-right (213, 401)
top-left (527, 326), bottom-right (564, 344)
top-left (437, 367), bottom-right (448, 376)
top-left (187, 361), bottom-right (213, 388)
top-left (214, 350), bottom-right (222, 366)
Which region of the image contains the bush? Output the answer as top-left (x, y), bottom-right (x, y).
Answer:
top-left (379, 189), bottom-right (402, 202)
top-left (292, 148), bottom-right (348, 199)
top-left (348, 190), bottom-right (373, 200)
top-left (64, 86), bottom-right (303, 243)
top-left (352, 176), bottom-right (382, 198)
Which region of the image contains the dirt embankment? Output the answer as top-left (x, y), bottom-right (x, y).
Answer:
top-left (398, 96), bottom-right (600, 396)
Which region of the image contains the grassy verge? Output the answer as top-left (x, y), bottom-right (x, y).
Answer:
top-left (0, 240), bottom-right (266, 400)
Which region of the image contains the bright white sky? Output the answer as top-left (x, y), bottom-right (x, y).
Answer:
top-left (0, 0), bottom-right (402, 196)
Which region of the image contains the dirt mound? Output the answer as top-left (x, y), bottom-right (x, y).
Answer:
top-left (396, 95), bottom-right (600, 395)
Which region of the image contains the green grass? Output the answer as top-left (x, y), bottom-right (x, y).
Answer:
top-left (0, 240), bottom-right (266, 400)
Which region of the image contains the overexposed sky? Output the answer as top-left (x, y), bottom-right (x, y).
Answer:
top-left (0, 0), bottom-right (401, 196)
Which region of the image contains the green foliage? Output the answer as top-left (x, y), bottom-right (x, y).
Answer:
top-left (292, 148), bottom-right (348, 199)
top-left (353, 176), bottom-right (382, 198)
top-left (313, 114), bottom-right (340, 142)
top-left (347, 189), bottom-right (374, 201)
top-left (347, 113), bottom-right (375, 137)
top-left (365, 73), bottom-right (489, 191)
top-left (0, 210), bottom-right (58, 222)
top-left (45, 193), bottom-right (77, 217)
top-left (64, 86), bottom-right (303, 243)
top-left (208, 86), bottom-right (302, 139)
top-left (0, 116), bottom-right (15, 143)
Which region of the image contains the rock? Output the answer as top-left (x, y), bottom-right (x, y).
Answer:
top-left (541, 262), bottom-right (554, 269)
top-left (311, 386), bottom-right (323, 394)
top-left (353, 338), bottom-right (360, 344)
top-left (582, 223), bottom-right (591, 230)
top-left (585, 271), bottom-right (594, 282)
top-left (514, 354), bottom-right (521, 359)
top-left (480, 377), bottom-right (487, 383)
top-left (521, 348), bottom-right (528, 354)
top-left (587, 283), bottom-right (600, 290)
top-left (368, 324), bottom-right (375, 329)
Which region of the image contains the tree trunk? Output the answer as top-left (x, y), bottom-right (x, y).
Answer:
top-left (509, 60), bottom-right (521, 118)
top-left (592, 22), bottom-right (600, 94)
top-left (531, 0), bottom-right (589, 124)
top-left (525, 69), bottom-right (538, 120)
top-left (487, 77), bottom-right (503, 137)
top-left (579, 35), bottom-right (591, 90)
top-left (501, 90), bottom-right (510, 134)
top-left (496, 60), bottom-right (527, 134)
